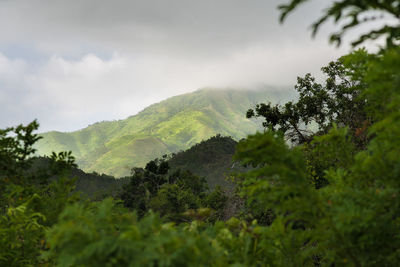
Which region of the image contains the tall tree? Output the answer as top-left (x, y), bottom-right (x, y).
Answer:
top-left (247, 49), bottom-right (372, 146)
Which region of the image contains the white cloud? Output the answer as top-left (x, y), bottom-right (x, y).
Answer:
top-left (0, 37), bottom-right (347, 132)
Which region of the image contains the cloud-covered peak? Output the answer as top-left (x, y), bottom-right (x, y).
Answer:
top-left (0, 0), bottom-right (353, 131)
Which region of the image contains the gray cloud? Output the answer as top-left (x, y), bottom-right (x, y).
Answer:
top-left (0, 0), bottom-right (355, 132)
top-left (0, 0), bottom-right (333, 56)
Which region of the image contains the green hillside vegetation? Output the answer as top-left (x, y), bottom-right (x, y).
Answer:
top-left (34, 135), bottom-right (241, 200)
top-left (168, 134), bottom-right (238, 189)
top-left (35, 87), bottom-right (289, 177)
top-left (119, 159), bottom-right (228, 222)
top-left (31, 157), bottom-right (129, 199)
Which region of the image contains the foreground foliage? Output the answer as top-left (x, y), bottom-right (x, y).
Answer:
top-left (280, 0), bottom-right (400, 47)
top-left (0, 121), bottom-right (78, 266)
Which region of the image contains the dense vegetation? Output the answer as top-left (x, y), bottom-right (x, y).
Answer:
top-left (31, 157), bottom-right (129, 199)
top-left (168, 134), bottom-right (238, 189)
top-left (120, 159), bottom-right (228, 222)
top-left (34, 135), bottom-right (239, 200)
top-left (1, 0), bottom-right (400, 266)
top-left (35, 88), bottom-right (288, 177)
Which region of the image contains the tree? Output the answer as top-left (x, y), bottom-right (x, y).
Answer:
top-left (120, 159), bottom-right (219, 221)
top-left (0, 120), bottom-right (42, 182)
top-left (279, 0), bottom-right (400, 48)
top-left (0, 121), bottom-right (78, 266)
top-left (230, 2), bottom-right (400, 265)
top-left (247, 49), bottom-right (372, 147)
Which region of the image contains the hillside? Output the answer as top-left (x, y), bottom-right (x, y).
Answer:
top-left (31, 157), bottom-right (129, 199)
top-left (32, 136), bottom-right (240, 200)
top-left (36, 87), bottom-right (289, 177)
top-left (168, 135), bottom-right (238, 189)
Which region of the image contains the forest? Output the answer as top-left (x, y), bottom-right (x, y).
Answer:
top-left (1, 0), bottom-right (400, 266)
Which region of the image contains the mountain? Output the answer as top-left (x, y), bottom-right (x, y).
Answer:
top-left (35, 87), bottom-right (289, 177)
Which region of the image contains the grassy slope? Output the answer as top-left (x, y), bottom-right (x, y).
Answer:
top-left (36, 87), bottom-right (287, 177)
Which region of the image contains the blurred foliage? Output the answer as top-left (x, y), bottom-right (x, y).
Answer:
top-left (280, 0), bottom-right (400, 48)
top-left (0, 121), bottom-right (78, 266)
top-left (44, 198), bottom-right (270, 266)
top-left (234, 47), bottom-right (400, 267)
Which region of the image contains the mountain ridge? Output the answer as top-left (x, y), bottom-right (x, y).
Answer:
top-left (36, 87), bottom-right (290, 177)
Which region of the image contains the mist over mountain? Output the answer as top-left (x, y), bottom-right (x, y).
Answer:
top-left (35, 87), bottom-right (292, 177)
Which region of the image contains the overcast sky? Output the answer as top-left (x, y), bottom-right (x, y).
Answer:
top-left (0, 0), bottom-right (374, 132)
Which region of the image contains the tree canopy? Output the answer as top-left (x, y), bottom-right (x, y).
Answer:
top-left (247, 49), bottom-right (372, 146)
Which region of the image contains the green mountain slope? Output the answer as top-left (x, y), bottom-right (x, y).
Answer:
top-left (168, 135), bottom-right (238, 189)
top-left (36, 87), bottom-right (287, 177)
